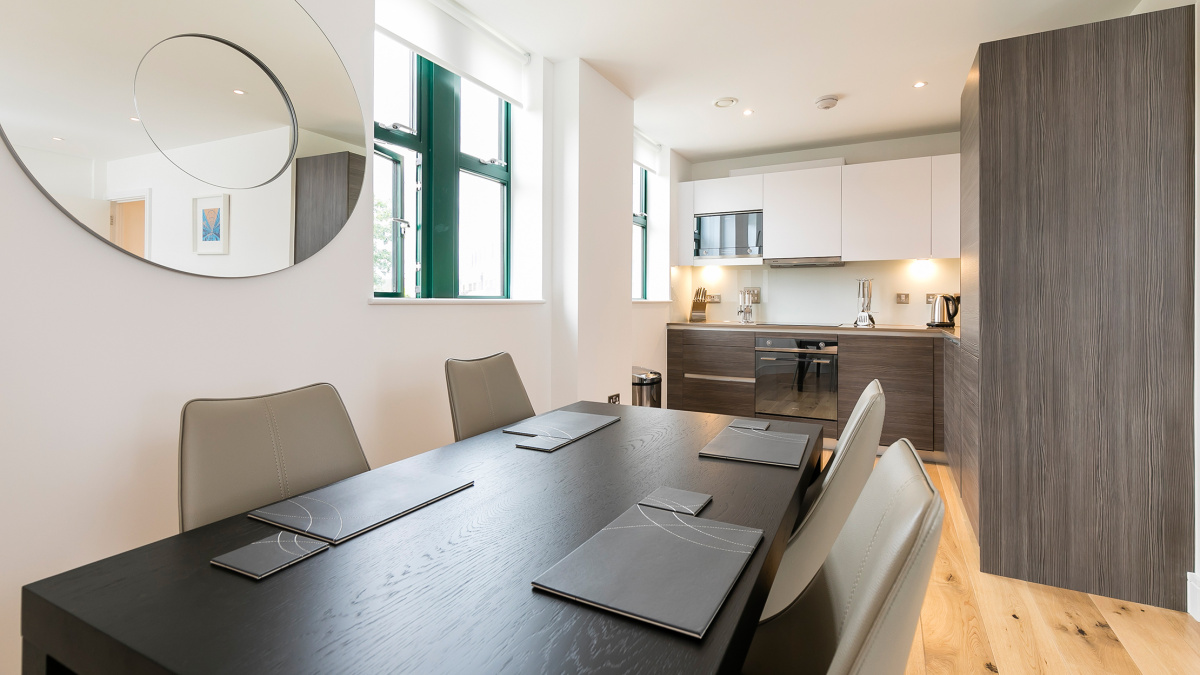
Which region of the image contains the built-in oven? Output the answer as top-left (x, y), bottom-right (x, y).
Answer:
top-left (755, 336), bottom-right (838, 421)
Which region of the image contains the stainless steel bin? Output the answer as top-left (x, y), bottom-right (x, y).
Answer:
top-left (631, 367), bottom-right (662, 408)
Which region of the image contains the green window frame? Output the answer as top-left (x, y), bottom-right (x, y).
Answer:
top-left (374, 55), bottom-right (511, 298)
top-left (633, 165), bottom-right (648, 300)
top-left (373, 145), bottom-right (407, 297)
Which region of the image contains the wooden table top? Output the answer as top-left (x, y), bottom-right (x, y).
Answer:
top-left (23, 402), bottom-right (821, 675)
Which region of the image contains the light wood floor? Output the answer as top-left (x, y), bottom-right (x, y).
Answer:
top-left (904, 462), bottom-right (1200, 674)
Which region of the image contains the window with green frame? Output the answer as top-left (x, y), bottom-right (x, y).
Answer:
top-left (632, 165), bottom-right (648, 300)
top-left (373, 32), bottom-right (511, 298)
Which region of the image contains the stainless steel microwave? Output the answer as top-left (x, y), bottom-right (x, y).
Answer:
top-left (693, 211), bottom-right (762, 259)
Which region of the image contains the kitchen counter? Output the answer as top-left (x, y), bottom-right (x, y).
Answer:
top-left (668, 321), bottom-right (960, 340)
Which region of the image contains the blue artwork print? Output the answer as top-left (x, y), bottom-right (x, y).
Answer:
top-left (202, 207), bottom-right (221, 242)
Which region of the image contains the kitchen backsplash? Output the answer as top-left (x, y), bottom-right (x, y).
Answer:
top-left (683, 259), bottom-right (961, 326)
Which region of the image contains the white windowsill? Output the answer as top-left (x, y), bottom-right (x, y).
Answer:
top-left (369, 297), bottom-right (546, 305)
top-left (633, 299), bottom-right (672, 304)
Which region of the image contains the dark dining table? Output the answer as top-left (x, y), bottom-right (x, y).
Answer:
top-left (22, 402), bottom-right (822, 675)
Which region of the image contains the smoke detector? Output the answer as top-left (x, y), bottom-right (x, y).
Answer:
top-left (815, 95), bottom-right (839, 110)
top-left (714, 97), bottom-right (738, 108)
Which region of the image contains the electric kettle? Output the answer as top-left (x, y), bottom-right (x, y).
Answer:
top-left (928, 294), bottom-right (959, 327)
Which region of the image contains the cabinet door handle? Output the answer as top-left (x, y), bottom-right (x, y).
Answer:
top-left (683, 373), bottom-right (756, 383)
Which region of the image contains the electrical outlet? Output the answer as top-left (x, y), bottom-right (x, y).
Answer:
top-left (926, 293), bottom-right (937, 305)
top-left (705, 294), bottom-right (721, 303)
top-left (896, 293), bottom-right (910, 304)
top-left (608, 394), bottom-right (620, 405)
top-left (744, 287), bottom-right (761, 304)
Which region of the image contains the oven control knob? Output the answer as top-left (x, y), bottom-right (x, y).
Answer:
top-left (818, 342), bottom-right (825, 349)
top-left (766, 340), bottom-right (772, 346)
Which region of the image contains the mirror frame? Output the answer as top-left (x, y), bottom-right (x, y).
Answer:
top-left (134, 33), bottom-right (300, 190)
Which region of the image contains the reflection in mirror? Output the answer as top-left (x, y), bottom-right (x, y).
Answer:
top-left (0, 0), bottom-right (366, 278)
top-left (136, 35), bottom-right (296, 189)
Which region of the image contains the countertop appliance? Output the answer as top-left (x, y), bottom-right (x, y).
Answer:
top-left (927, 294), bottom-right (959, 327)
top-left (755, 336), bottom-right (838, 421)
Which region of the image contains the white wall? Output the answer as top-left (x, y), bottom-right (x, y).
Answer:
top-left (107, 127), bottom-right (296, 277)
top-left (0, 1), bottom-right (556, 671)
top-left (692, 259), bottom-right (961, 326)
top-left (14, 145), bottom-right (109, 236)
top-left (550, 59), bottom-right (634, 406)
top-left (688, 131), bottom-right (961, 180)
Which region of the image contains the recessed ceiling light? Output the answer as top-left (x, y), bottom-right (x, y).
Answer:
top-left (233, 89), bottom-right (246, 95)
top-left (913, 81), bottom-right (928, 88)
top-left (51, 136), bottom-right (63, 141)
top-left (714, 97), bottom-right (738, 108)
top-left (130, 116), bottom-right (140, 122)
top-left (743, 109), bottom-right (754, 116)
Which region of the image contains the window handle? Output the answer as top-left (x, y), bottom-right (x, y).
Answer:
top-left (480, 157), bottom-right (508, 168)
top-left (391, 218), bottom-right (411, 235)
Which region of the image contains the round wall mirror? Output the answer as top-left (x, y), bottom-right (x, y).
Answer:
top-left (0, 0), bottom-right (366, 277)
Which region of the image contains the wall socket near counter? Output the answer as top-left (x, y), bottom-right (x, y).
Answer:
top-left (896, 293), bottom-right (910, 304)
top-left (926, 293), bottom-right (937, 304)
top-left (704, 294), bottom-right (721, 303)
top-left (608, 394), bottom-right (620, 404)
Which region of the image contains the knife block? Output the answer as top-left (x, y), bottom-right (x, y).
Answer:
top-left (690, 300), bottom-right (708, 323)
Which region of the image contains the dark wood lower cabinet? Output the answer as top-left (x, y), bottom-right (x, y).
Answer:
top-left (681, 377), bottom-right (755, 417)
top-left (837, 335), bottom-right (936, 453)
top-left (667, 329), bottom-right (685, 410)
top-left (943, 339), bottom-right (980, 536)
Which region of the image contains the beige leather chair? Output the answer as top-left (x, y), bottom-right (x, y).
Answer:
top-left (178, 383), bottom-right (370, 532)
top-left (743, 439), bottom-right (944, 675)
top-left (445, 352), bottom-right (535, 441)
top-left (761, 380), bottom-right (885, 620)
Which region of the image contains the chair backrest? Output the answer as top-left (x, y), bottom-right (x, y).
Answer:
top-left (760, 379), bottom-right (885, 620)
top-left (178, 383), bottom-right (370, 532)
top-left (445, 352), bottom-right (536, 441)
top-left (743, 439), bottom-right (944, 675)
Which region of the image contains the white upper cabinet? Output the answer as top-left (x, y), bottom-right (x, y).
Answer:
top-left (675, 181), bottom-right (695, 266)
top-left (692, 174), bottom-right (763, 215)
top-left (931, 153), bottom-right (961, 259)
top-left (841, 156), bottom-right (933, 261)
top-left (762, 166), bottom-right (842, 259)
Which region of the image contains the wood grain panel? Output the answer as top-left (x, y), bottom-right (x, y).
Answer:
top-left (295, 151), bottom-right (361, 264)
top-left (682, 329), bottom-right (755, 348)
top-left (683, 345), bottom-right (755, 379)
top-left (682, 378), bottom-right (755, 417)
top-left (974, 6), bottom-right (1194, 610)
top-left (837, 335), bottom-right (935, 451)
top-left (959, 52), bottom-right (981, 357)
top-left (933, 339), bottom-right (944, 454)
top-left (667, 328), bottom-right (685, 410)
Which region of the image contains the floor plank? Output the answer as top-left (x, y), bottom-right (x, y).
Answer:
top-left (919, 467), bottom-right (1000, 674)
top-left (1023, 582), bottom-right (1143, 675)
top-left (1090, 594), bottom-right (1200, 674)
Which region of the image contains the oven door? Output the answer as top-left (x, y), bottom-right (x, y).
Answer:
top-left (755, 350), bottom-right (838, 420)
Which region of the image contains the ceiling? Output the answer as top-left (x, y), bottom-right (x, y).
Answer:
top-left (0, 0), bottom-right (363, 162)
top-left (456, 0), bottom-right (1141, 162)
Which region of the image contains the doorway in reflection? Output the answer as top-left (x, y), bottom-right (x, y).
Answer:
top-left (110, 198), bottom-right (146, 258)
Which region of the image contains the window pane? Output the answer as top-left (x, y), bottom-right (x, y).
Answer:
top-left (632, 224), bottom-right (645, 299)
top-left (459, 171), bottom-right (504, 296)
top-left (373, 154), bottom-right (396, 293)
top-left (374, 31), bottom-right (413, 130)
top-left (632, 165), bottom-right (643, 216)
top-left (460, 78), bottom-right (501, 161)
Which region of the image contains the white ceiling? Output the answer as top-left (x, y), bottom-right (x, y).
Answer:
top-left (456, 0), bottom-right (1140, 162)
top-left (0, 0), bottom-right (362, 162)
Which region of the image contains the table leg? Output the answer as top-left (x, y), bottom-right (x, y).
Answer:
top-left (23, 640), bottom-right (73, 675)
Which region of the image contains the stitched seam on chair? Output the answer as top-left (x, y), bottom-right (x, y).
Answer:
top-left (838, 474), bottom-right (923, 632)
top-left (265, 401), bottom-right (288, 498)
top-left (847, 502), bottom-right (941, 675)
top-left (480, 366), bottom-right (497, 428)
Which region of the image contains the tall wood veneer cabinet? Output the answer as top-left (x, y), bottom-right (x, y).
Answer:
top-left (955, 5), bottom-right (1194, 610)
top-left (295, 151), bottom-right (365, 264)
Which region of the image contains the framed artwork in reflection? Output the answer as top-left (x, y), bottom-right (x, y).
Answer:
top-left (193, 194), bottom-right (230, 254)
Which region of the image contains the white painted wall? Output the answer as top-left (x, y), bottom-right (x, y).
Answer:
top-left (13, 145), bottom-right (109, 236)
top-left (550, 59), bottom-right (634, 406)
top-left (692, 259), bottom-right (961, 326)
top-left (688, 131), bottom-right (961, 180)
top-left (0, 1), bottom-right (558, 671)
